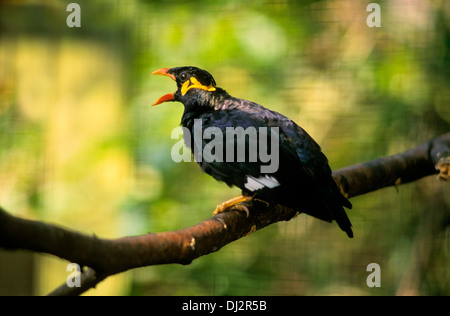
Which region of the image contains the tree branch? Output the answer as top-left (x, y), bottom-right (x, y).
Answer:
top-left (0, 132), bottom-right (448, 295)
top-left (333, 132), bottom-right (450, 198)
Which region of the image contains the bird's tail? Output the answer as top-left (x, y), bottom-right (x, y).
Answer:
top-left (306, 187), bottom-right (353, 238)
top-left (326, 190), bottom-right (353, 238)
top-left (334, 205), bottom-right (353, 238)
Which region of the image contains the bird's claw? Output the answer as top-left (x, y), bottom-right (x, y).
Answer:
top-left (213, 202), bottom-right (250, 217)
top-left (212, 203), bottom-right (227, 216)
top-left (212, 194), bottom-right (252, 217)
top-left (230, 204), bottom-right (250, 217)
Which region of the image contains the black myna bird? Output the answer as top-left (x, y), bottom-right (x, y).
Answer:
top-left (152, 66), bottom-right (353, 238)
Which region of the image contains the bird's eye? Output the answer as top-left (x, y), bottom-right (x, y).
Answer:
top-left (180, 72), bottom-right (188, 81)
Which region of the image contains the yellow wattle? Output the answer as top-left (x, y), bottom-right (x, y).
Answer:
top-left (181, 77), bottom-right (216, 95)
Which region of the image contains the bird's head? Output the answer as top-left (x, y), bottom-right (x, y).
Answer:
top-left (151, 66), bottom-right (217, 106)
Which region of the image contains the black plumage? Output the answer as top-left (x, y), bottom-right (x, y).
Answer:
top-left (152, 66), bottom-right (353, 238)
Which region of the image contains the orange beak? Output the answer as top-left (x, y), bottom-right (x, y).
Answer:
top-left (151, 68), bottom-right (176, 81)
top-left (151, 68), bottom-right (176, 106)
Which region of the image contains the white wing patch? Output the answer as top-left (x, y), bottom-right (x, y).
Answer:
top-left (244, 175), bottom-right (280, 191)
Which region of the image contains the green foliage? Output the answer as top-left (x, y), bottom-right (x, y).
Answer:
top-left (0, 0), bottom-right (448, 295)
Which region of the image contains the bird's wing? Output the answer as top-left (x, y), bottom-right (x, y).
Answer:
top-left (193, 108), bottom-right (272, 187)
top-left (194, 99), bottom-right (320, 193)
top-left (193, 99), bottom-right (353, 237)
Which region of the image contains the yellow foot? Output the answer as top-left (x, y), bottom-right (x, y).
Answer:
top-left (436, 156), bottom-right (449, 181)
top-left (213, 194), bottom-right (253, 217)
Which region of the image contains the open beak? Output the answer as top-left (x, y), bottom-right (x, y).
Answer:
top-left (152, 68), bottom-right (176, 106)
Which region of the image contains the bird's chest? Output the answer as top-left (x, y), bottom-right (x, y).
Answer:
top-left (182, 114), bottom-right (225, 163)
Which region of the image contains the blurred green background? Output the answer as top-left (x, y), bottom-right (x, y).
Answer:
top-left (0, 0), bottom-right (449, 296)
